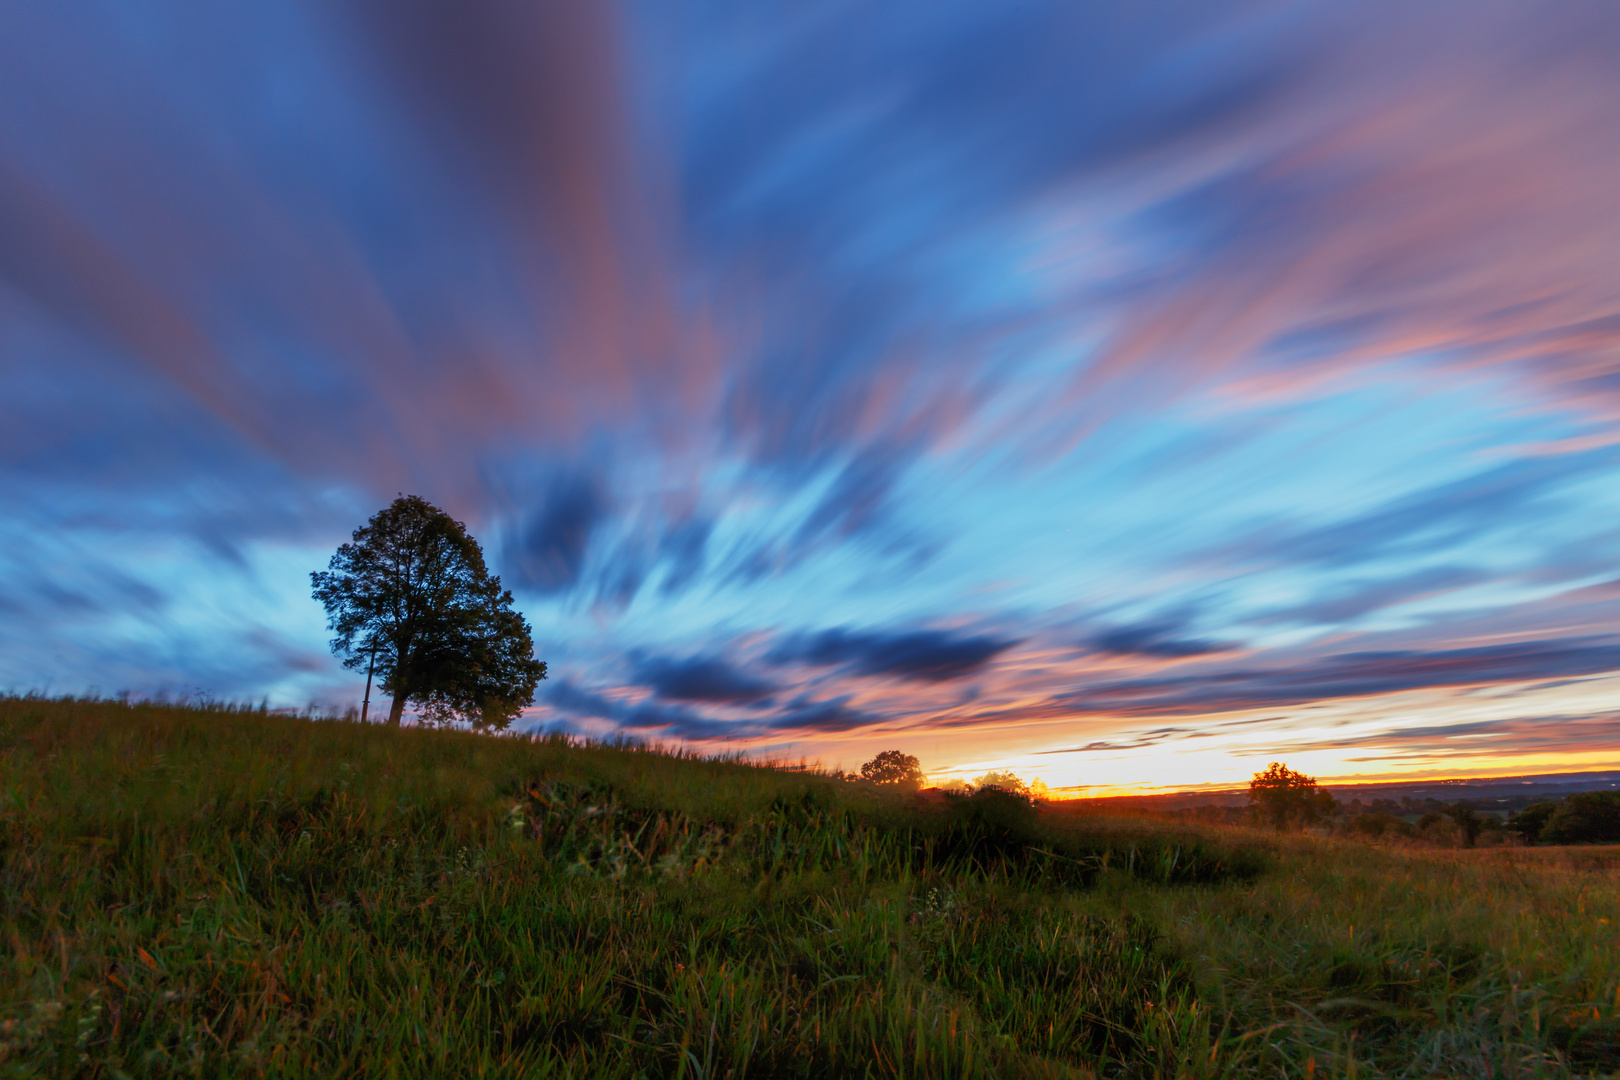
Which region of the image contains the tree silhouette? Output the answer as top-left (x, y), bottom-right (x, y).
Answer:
top-left (1541, 792), bottom-right (1620, 844)
top-left (1248, 762), bottom-right (1335, 831)
top-left (1508, 801), bottom-right (1558, 843)
top-left (1442, 804), bottom-right (1488, 847)
top-left (860, 750), bottom-right (924, 787)
top-left (311, 495), bottom-right (545, 729)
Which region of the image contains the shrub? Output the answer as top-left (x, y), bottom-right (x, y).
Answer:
top-left (1417, 812), bottom-right (1467, 848)
top-left (972, 769), bottom-right (1030, 796)
top-left (1443, 804), bottom-right (1491, 846)
top-left (948, 786), bottom-right (1038, 839)
top-left (1346, 812), bottom-right (1414, 840)
top-left (1508, 801), bottom-right (1559, 843)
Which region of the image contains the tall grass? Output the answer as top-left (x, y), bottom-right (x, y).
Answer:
top-left (1, 696), bottom-right (1615, 1077)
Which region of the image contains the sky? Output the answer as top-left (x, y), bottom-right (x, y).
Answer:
top-left (3, 0), bottom-right (1619, 793)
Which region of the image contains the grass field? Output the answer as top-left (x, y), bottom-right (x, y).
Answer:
top-left (2, 697), bottom-right (1617, 1078)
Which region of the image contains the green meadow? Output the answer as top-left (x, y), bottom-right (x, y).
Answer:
top-left (2, 697), bottom-right (1617, 1078)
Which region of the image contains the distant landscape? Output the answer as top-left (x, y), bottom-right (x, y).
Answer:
top-left (1089, 770), bottom-right (1620, 812)
top-left (4, 695), bottom-right (1619, 1078)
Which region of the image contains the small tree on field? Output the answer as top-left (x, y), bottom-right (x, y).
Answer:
top-left (1248, 762), bottom-right (1335, 831)
top-left (1442, 804), bottom-right (1488, 848)
top-left (311, 495), bottom-right (546, 729)
top-left (860, 750), bottom-right (924, 787)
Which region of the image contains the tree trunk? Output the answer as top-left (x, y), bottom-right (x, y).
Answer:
top-left (387, 691), bottom-right (406, 727)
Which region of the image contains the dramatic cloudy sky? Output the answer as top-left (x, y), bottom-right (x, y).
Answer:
top-left (4, 0), bottom-right (1619, 791)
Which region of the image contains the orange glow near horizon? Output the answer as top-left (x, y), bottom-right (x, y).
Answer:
top-left (723, 671), bottom-right (1620, 797)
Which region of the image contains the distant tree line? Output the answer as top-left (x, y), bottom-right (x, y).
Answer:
top-left (1504, 792), bottom-right (1620, 845)
top-left (1225, 761), bottom-right (1620, 846)
top-left (839, 754), bottom-right (1620, 848)
top-left (846, 751), bottom-right (1050, 800)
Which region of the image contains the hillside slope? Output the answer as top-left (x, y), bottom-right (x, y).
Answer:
top-left (1, 697), bottom-right (1616, 1078)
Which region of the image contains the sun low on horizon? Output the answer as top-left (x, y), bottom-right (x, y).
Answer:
top-left (2, 1), bottom-right (1619, 796)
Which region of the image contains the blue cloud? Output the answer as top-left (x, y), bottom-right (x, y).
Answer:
top-left (657, 516), bottom-right (713, 595)
top-left (1050, 637), bottom-right (1620, 718)
top-left (1250, 566), bottom-right (1488, 627)
top-left (1090, 620), bottom-right (1233, 659)
top-left (504, 473), bottom-right (609, 594)
top-left (769, 627), bottom-right (1015, 682)
top-left (1216, 453), bottom-right (1620, 573)
top-left (541, 678), bottom-right (741, 741)
top-left (631, 653), bottom-right (776, 704)
top-left (541, 676), bottom-right (870, 740)
top-left (769, 697), bottom-right (878, 734)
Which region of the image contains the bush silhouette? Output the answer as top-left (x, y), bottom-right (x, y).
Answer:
top-left (949, 786), bottom-right (1037, 838)
top-left (935, 786), bottom-right (1041, 870)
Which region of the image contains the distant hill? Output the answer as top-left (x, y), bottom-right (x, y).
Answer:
top-left (1072, 770), bottom-right (1620, 813)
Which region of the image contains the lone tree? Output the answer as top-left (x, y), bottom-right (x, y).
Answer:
top-left (1248, 762), bottom-right (1335, 830)
top-left (860, 750), bottom-right (924, 787)
top-left (311, 495), bottom-right (545, 729)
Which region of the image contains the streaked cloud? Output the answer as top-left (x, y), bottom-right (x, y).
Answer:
top-left (1035, 637), bottom-right (1620, 719)
top-left (767, 627), bottom-right (1017, 683)
top-left (1089, 619), bottom-right (1234, 659)
top-left (631, 653), bottom-right (776, 705)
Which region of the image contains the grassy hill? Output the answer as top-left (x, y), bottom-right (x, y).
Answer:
top-left (1, 697), bottom-right (1617, 1078)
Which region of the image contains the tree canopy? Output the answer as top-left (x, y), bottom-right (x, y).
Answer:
top-left (1537, 792), bottom-right (1620, 844)
top-left (1248, 762), bottom-right (1335, 830)
top-left (859, 750), bottom-right (924, 787)
top-left (311, 495), bottom-right (545, 729)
